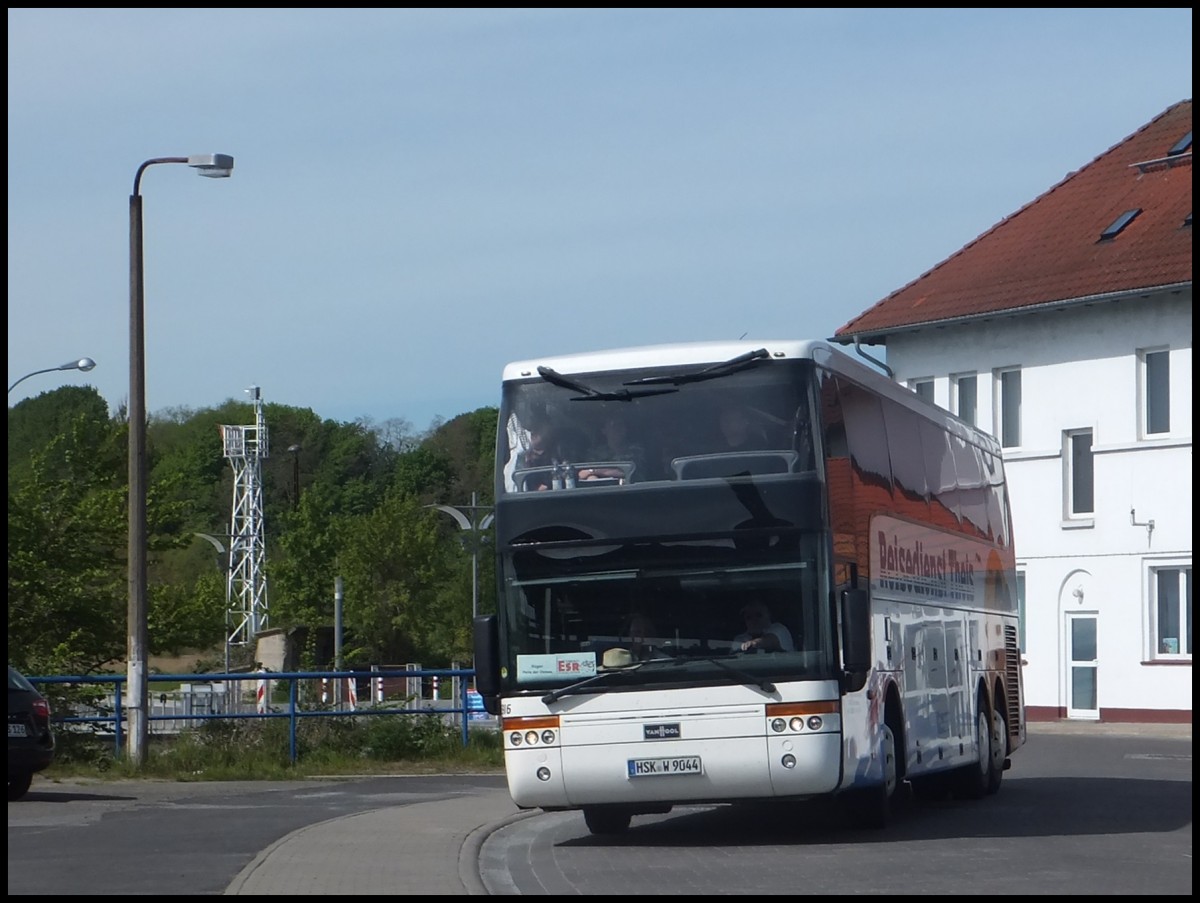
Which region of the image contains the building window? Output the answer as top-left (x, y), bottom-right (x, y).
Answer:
top-left (952, 372), bottom-right (977, 426)
top-left (910, 378), bottom-right (934, 403)
top-left (1152, 566), bottom-right (1192, 659)
top-left (1065, 429), bottom-right (1094, 516)
top-left (996, 368), bottom-right (1021, 448)
top-left (1142, 348), bottom-right (1170, 436)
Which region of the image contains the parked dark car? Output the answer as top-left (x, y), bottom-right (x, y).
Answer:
top-left (8, 666), bottom-right (55, 800)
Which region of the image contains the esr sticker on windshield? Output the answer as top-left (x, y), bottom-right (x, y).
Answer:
top-left (516, 652), bottom-right (597, 683)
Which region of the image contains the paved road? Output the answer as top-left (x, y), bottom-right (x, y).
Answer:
top-left (8, 722), bottom-right (1191, 895)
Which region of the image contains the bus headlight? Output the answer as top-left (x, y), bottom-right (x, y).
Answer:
top-left (502, 715), bottom-right (561, 748)
top-left (536, 766), bottom-right (552, 782)
top-left (781, 754), bottom-right (797, 769)
top-left (771, 718), bottom-right (787, 733)
top-left (789, 717), bottom-right (805, 732)
top-left (807, 716), bottom-right (823, 731)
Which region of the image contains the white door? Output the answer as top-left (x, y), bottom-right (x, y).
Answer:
top-left (1066, 612), bottom-right (1099, 720)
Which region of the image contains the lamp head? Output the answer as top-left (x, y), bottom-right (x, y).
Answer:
top-left (61, 357), bottom-right (96, 373)
top-left (188, 154), bottom-right (234, 178)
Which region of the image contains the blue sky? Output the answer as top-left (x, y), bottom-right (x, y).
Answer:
top-left (7, 9), bottom-right (1193, 434)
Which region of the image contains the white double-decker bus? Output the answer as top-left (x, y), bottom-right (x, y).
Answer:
top-left (473, 339), bottom-right (1024, 833)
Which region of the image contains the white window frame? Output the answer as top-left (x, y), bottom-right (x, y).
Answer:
top-left (951, 371), bottom-right (978, 426)
top-left (909, 377), bottom-right (934, 404)
top-left (1063, 428), bottom-right (1094, 521)
top-left (994, 367), bottom-right (1021, 449)
top-left (1138, 347), bottom-right (1171, 438)
top-left (1147, 561), bottom-right (1192, 661)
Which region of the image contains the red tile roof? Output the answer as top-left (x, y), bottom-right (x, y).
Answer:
top-left (835, 100), bottom-right (1192, 343)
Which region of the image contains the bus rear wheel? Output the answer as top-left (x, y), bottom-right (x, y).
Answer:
top-left (583, 806), bottom-right (632, 835)
top-left (986, 706), bottom-right (1006, 795)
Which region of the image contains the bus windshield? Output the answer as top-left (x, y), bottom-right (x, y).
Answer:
top-left (498, 358), bottom-right (816, 494)
top-left (498, 532), bottom-right (836, 694)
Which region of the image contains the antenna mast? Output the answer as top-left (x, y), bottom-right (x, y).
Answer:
top-left (221, 386), bottom-right (270, 656)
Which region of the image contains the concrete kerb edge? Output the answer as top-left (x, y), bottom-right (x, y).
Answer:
top-left (460, 808), bottom-right (541, 895)
top-left (223, 811), bottom-right (365, 895)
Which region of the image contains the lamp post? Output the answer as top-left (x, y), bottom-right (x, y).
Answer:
top-left (128, 154), bottom-right (233, 766)
top-left (428, 492), bottom-right (494, 621)
top-left (8, 357), bottom-right (96, 395)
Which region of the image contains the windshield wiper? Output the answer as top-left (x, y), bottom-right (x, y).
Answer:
top-left (541, 662), bottom-right (646, 704)
top-left (623, 347), bottom-right (771, 387)
top-left (541, 652), bottom-right (777, 703)
top-left (668, 654), bottom-right (776, 694)
top-left (537, 366), bottom-right (678, 401)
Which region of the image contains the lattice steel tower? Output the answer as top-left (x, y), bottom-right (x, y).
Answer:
top-left (221, 386), bottom-right (270, 651)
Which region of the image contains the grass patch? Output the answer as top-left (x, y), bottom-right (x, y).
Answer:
top-left (45, 715), bottom-right (504, 781)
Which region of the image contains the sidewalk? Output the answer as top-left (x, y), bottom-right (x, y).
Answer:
top-left (1026, 719), bottom-right (1191, 739)
top-left (225, 787), bottom-right (532, 895)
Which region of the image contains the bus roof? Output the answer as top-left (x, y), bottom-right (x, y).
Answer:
top-left (501, 339), bottom-right (837, 381)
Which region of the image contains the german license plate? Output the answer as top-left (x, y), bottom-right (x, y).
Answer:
top-left (8, 723), bottom-right (28, 738)
top-left (627, 756), bottom-right (702, 777)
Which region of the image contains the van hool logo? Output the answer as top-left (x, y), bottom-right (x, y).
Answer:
top-left (644, 723), bottom-right (681, 740)
top-left (877, 531), bottom-right (976, 599)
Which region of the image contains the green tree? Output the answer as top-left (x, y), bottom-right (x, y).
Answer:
top-left (336, 491), bottom-right (463, 666)
top-left (7, 407), bottom-right (127, 675)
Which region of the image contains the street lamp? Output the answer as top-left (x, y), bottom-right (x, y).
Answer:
top-left (8, 357), bottom-right (96, 394)
top-left (128, 154), bottom-right (233, 766)
top-left (428, 492), bottom-right (494, 621)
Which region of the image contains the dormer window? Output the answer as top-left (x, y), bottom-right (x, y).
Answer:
top-left (1099, 208), bottom-right (1141, 241)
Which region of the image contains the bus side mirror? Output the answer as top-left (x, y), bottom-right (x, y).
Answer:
top-left (472, 614), bottom-right (501, 715)
top-left (840, 588), bottom-right (871, 693)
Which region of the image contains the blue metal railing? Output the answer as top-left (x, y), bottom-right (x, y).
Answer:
top-left (28, 668), bottom-right (487, 763)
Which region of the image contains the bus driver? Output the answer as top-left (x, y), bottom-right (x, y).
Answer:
top-left (732, 602), bottom-right (794, 653)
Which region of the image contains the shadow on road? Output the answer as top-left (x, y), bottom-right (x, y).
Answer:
top-left (562, 776), bottom-right (1193, 848)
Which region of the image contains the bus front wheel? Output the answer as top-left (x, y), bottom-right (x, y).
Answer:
top-left (583, 806), bottom-right (632, 835)
top-left (954, 696), bottom-right (992, 800)
top-left (845, 723), bottom-right (897, 829)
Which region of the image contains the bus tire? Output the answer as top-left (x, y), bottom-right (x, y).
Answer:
top-left (845, 722), bottom-right (897, 829)
top-left (986, 703), bottom-right (1006, 795)
top-left (583, 806), bottom-right (632, 835)
top-left (954, 693), bottom-right (991, 800)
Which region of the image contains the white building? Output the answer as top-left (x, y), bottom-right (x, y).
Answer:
top-left (834, 100), bottom-right (1192, 723)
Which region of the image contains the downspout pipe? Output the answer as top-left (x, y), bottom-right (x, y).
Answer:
top-left (852, 336), bottom-right (894, 379)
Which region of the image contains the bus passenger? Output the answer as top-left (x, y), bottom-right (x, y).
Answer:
top-left (516, 414), bottom-right (586, 490)
top-left (716, 405), bottom-right (772, 451)
top-left (625, 612), bottom-right (658, 659)
top-left (732, 602), bottom-right (794, 653)
top-left (578, 413), bottom-right (649, 483)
